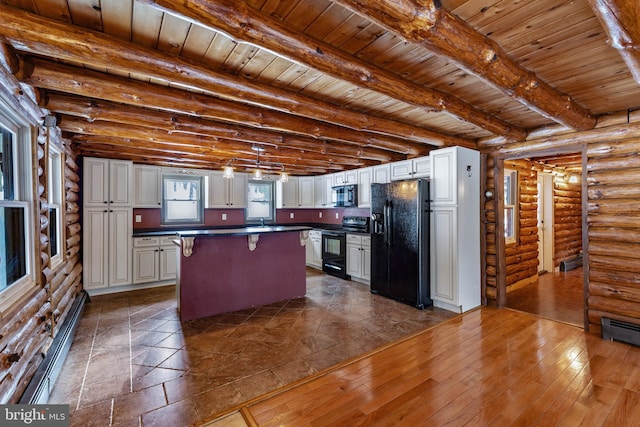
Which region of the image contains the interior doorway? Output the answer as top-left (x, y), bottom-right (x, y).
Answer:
top-left (537, 173), bottom-right (554, 274)
top-left (503, 152), bottom-right (585, 327)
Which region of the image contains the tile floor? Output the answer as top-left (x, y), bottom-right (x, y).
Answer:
top-left (506, 267), bottom-right (584, 326)
top-left (49, 269), bottom-right (457, 426)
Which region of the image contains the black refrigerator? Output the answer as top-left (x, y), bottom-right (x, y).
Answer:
top-left (370, 179), bottom-right (431, 309)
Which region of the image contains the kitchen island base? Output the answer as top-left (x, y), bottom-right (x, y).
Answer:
top-left (176, 227), bottom-right (309, 321)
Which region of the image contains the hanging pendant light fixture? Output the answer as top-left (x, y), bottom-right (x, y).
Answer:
top-left (279, 165), bottom-right (289, 182)
top-left (222, 160), bottom-right (234, 179)
top-left (252, 145), bottom-right (265, 180)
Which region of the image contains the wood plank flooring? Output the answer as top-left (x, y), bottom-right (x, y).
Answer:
top-left (204, 307), bottom-right (640, 426)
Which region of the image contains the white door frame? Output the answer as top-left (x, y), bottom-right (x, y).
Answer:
top-left (537, 173), bottom-right (554, 274)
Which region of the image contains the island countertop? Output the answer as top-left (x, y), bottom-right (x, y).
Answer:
top-left (175, 225), bottom-right (311, 237)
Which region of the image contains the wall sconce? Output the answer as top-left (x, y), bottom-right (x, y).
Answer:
top-left (567, 174), bottom-right (579, 184)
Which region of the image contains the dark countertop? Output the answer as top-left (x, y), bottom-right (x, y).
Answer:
top-left (133, 222), bottom-right (344, 237)
top-left (174, 225), bottom-right (312, 237)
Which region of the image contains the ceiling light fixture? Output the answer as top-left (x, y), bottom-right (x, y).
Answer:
top-left (252, 145), bottom-right (264, 180)
top-left (222, 160), bottom-right (234, 179)
top-left (279, 166), bottom-right (289, 183)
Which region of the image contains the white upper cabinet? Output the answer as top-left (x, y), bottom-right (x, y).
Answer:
top-left (390, 156), bottom-right (431, 181)
top-left (209, 171), bottom-right (248, 208)
top-left (357, 167), bottom-right (372, 208)
top-left (298, 177), bottom-right (315, 208)
top-left (390, 159), bottom-right (414, 181)
top-left (133, 164), bottom-right (162, 207)
top-left (280, 176), bottom-right (299, 208)
top-left (344, 169), bottom-right (358, 184)
top-left (372, 164), bottom-right (391, 184)
top-left (314, 175), bottom-right (334, 208)
top-left (430, 149), bottom-right (458, 205)
top-left (333, 172), bottom-right (345, 185)
top-left (84, 157), bottom-right (132, 206)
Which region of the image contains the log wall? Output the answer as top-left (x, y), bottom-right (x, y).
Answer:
top-left (483, 114), bottom-right (640, 333)
top-left (504, 159), bottom-right (539, 289)
top-left (554, 176), bottom-right (582, 266)
top-left (0, 68), bottom-right (82, 402)
top-left (586, 138), bottom-right (640, 333)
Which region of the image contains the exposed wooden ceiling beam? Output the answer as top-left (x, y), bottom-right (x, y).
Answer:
top-left (0, 3), bottom-right (470, 147)
top-left (19, 57), bottom-right (451, 155)
top-left (73, 138), bottom-right (334, 175)
top-left (141, 0), bottom-right (526, 141)
top-left (44, 92), bottom-right (404, 163)
top-left (332, 0), bottom-right (598, 131)
top-left (59, 115), bottom-right (375, 169)
top-left (588, 0), bottom-right (640, 84)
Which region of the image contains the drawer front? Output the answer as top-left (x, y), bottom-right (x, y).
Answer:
top-left (133, 236), bottom-right (160, 247)
top-left (160, 235), bottom-right (178, 246)
top-left (347, 234), bottom-right (363, 244)
top-left (361, 236), bottom-right (371, 247)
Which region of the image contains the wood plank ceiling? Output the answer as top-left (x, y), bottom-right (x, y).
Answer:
top-left (1, 0), bottom-right (639, 175)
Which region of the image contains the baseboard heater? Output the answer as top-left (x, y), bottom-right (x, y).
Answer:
top-left (601, 317), bottom-right (640, 347)
top-left (559, 255), bottom-right (582, 271)
top-left (19, 290), bottom-right (90, 404)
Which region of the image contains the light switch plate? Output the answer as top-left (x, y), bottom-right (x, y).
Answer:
top-left (319, 212), bottom-right (323, 218)
top-left (135, 215), bottom-right (142, 223)
top-left (335, 213), bottom-right (339, 219)
top-left (222, 213), bottom-right (227, 221)
top-left (290, 212), bottom-right (294, 219)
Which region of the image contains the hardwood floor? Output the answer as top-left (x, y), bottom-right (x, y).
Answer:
top-left (205, 307), bottom-right (640, 427)
top-left (507, 267), bottom-right (584, 326)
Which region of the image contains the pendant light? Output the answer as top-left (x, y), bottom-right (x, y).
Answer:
top-left (252, 145), bottom-right (265, 180)
top-left (222, 160), bottom-right (234, 179)
top-left (279, 165), bottom-right (289, 182)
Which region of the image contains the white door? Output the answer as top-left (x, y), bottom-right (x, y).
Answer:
top-left (537, 174), bottom-right (554, 273)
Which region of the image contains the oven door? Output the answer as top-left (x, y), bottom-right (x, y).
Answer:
top-left (321, 231), bottom-right (349, 278)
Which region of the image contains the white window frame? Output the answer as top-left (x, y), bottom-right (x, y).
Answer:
top-left (46, 144), bottom-right (63, 268)
top-left (504, 169), bottom-right (518, 245)
top-left (161, 174), bottom-right (204, 225)
top-left (246, 180), bottom-right (275, 224)
top-left (0, 98), bottom-right (36, 315)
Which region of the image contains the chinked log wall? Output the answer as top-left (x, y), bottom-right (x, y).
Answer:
top-left (0, 67), bottom-right (82, 402)
top-left (554, 177), bottom-right (582, 265)
top-left (483, 112), bottom-right (640, 333)
top-left (586, 138), bottom-right (640, 334)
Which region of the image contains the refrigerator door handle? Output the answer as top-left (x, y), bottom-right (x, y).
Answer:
top-left (384, 201), bottom-right (393, 248)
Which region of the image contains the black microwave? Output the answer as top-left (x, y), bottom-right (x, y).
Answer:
top-left (332, 184), bottom-right (358, 207)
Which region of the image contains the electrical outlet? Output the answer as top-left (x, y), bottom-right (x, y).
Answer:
top-left (222, 213), bottom-right (227, 221)
top-left (290, 212), bottom-right (295, 219)
top-left (335, 213), bottom-right (339, 219)
top-left (319, 212), bottom-right (323, 218)
top-left (135, 215), bottom-right (142, 223)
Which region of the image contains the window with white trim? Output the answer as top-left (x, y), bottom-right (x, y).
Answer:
top-left (504, 169), bottom-right (518, 244)
top-left (0, 102), bottom-right (35, 309)
top-left (162, 174), bottom-right (204, 225)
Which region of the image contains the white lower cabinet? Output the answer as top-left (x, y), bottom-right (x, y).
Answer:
top-left (305, 230), bottom-right (322, 268)
top-left (133, 235), bottom-right (177, 284)
top-left (346, 234), bottom-right (371, 283)
top-left (83, 207), bottom-right (132, 290)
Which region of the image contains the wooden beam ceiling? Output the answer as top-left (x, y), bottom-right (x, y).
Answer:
top-left (588, 0), bottom-right (640, 85)
top-left (141, 0), bottom-right (526, 141)
top-left (0, 4), bottom-right (467, 148)
top-left (332, 0), bottom-right (598, 130)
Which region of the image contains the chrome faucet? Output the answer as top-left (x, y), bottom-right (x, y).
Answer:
top-left (260, 218), bottom-right (265, 227)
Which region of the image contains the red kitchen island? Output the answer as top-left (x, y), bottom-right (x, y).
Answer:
top-left (174, 226), bottom-right (311, 321)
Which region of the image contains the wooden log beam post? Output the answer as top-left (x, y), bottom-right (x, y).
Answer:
top-left (587, 0), bottom-right (640, 85)
top-left (141, 0), bottom-right (525, 140)
top-left (0, 4), bottom-right (466, 147)
top-left (21, 58), bottom-right (456, 154)
top-left (333, 0), bottom-right (597, 131)
top-left (44, 93), bottom-right (405, 163)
